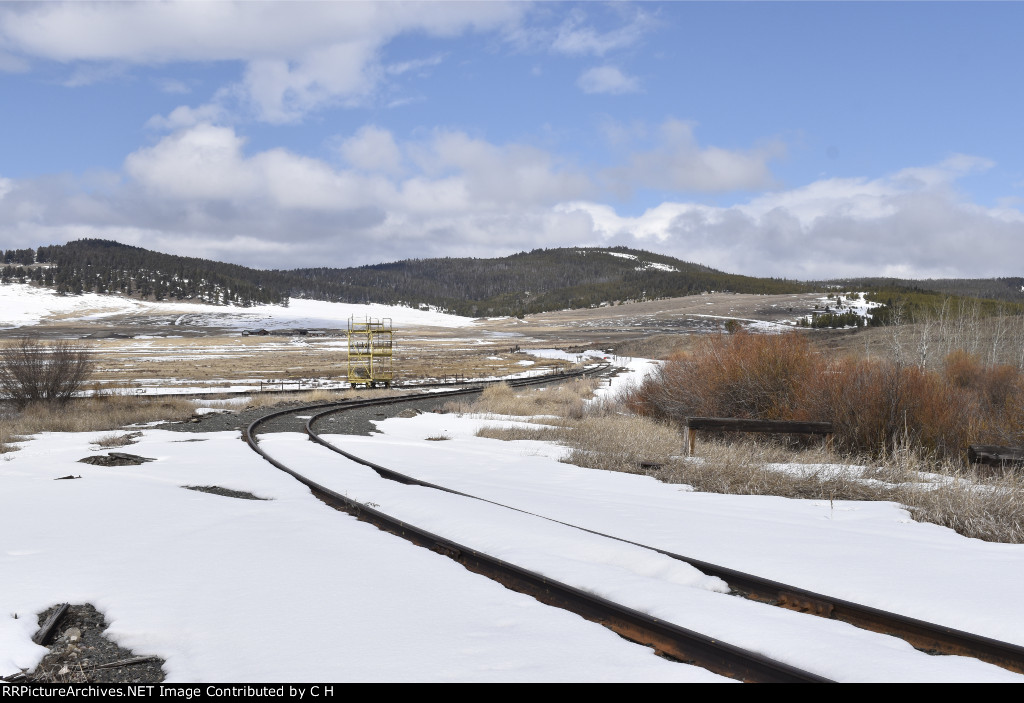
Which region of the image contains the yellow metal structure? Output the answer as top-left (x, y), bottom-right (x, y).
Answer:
top-left (347, 316), bottom-right (394, 388)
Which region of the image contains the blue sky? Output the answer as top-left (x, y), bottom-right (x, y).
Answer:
top-left (0, 1), bottom-right (1022, 279)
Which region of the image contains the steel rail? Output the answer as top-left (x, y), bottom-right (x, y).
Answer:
top-left (301, 379), bottom-right (1024, 677)
top-left (245, 368), bottom-right (830, 683)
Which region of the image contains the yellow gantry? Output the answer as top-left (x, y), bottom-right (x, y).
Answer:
top-left (347, 316), bottom-right (393, 388)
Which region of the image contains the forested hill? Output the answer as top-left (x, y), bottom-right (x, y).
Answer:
top-left (1, 239), bottom-right (288, 306)
top-left (0, 239), bottom-right (808, 315)
top-left (276, 248), bottom-right (807, 316)
top-left (819, 276), bottom-right (1024, 305)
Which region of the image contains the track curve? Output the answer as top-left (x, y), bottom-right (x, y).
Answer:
top-left (246, 366), bottom-right (1024, 681)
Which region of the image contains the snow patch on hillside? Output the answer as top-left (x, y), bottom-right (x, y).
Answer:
top-left (0, 283), bottom-right (476, 330)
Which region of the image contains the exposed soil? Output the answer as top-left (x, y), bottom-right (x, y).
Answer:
top-left (156, 391), bottom-right (465, 437)
top-left (183, 485), bottom-right (269, 500)
top-left (78, 452), bottom-right (157, 466)
top-left (13, 603), bottom-right (166, 684)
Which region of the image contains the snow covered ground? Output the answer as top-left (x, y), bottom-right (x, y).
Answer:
top-left (0, 283), bottom-right (476, 330)
top-left (3, 359), bottom-right (1023, 682)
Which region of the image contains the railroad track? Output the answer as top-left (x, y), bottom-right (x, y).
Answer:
top-left (245, 366), bottom-right (1024, 682)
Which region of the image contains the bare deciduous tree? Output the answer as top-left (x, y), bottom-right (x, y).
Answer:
top-left (0, 338), bottom-right (95, 409)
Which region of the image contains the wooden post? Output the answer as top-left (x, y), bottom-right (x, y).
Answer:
top-left (687, 427), bottom-right (696, 456)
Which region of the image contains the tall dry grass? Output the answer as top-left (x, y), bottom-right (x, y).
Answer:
top-left (238, 388), bottom-right (355, 409)
top-left (0, 394), bottom-right (197, 452)
top-left (468, 379), bottom-right (598, 419)
top-left (902, 470), bottom-right (1024, 544)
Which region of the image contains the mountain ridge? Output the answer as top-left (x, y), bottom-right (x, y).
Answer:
top-left (0, 239), bottom-right (806, 317)
top-left (3, 239), bottom-right (1022, 317)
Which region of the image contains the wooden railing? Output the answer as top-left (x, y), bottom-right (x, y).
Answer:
top-left (684, 417), bottom-right (834, 455)
top-left (968, 445), bottom-right (1024, 474)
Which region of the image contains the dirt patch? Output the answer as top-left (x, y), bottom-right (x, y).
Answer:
top-left (183, 485), bottom-right (270, 500)
top-left (7, 603), bottom-right (165, 683)
top-left (78, 453), bottom-right (156, 467)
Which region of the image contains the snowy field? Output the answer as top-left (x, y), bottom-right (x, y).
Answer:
top-left (1, 284), bottom-right (1022, 681)
top-left (3, 360), bottom-right (1024, 682)
top-left (0, 283), bottom-right (476, 330)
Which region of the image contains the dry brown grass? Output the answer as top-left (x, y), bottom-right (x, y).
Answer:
top-left (93, 431), bottom-right (143, 448)
top-left (475, 424), bottom-right (567, 443)
top-left (661, 438), bottom-right (888, 501)
top-left (0, 394), bottom-right (196, 451)
top-left (238, 388), bottom-right (356, 409)
top-left (902, 470), bottom-right (1024, 544)
top-left (468, 378), bottom-right (598, 418)
top-left (72, 334), bottom-right (572, 392)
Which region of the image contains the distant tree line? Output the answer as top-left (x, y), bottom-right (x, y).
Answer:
top-left (821, 276), bottom-right (1024, 305)
top-left (2, 240), bottom-right (287, 306)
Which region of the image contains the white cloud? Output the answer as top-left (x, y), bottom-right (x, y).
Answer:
top-left (339, 126), bottom-right (405, 176)
top-left (551, 8), bottom-right (653, 56)
top-left (386, 54), bottom-right (445, 77)
top-left (411, 131), bottom-right (593, 206)
top-left (606, 119), bottom-right (783, 193)
top-left (157, 78), bottom-right (191, 95)
top-left (559, 156), bottom-right (1024, 279)
top-left (3, 124), bottom-right (1020, 280)
top-left (0, 2), bottom-right (524, 124)
top-left (125, 124), bottom-right (261, 201)
top-left (577, 65), bottom-right (640, 95)
top-left (145, 103), bottom-right (229, 131)
top-left (124, 124), bottom-right (591, 215)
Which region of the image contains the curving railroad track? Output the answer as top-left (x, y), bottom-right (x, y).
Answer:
top-left (244, 365), bottom-right (1024, 683)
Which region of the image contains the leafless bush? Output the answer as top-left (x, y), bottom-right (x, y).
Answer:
top-left (0, 338), bottom-right (95, 408)
top-left (625, 331), bottom-right (1024, 460)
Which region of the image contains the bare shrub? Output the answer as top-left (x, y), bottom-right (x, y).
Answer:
top-left (625, 331), bottom-right (1024, 461)
top-left (626, 331), bottom-right (822, 422)
top-left (0, 338), bottom-right (95, 409)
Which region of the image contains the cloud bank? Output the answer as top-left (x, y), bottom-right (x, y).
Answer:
top-left (0, 121), bottom-right (1019, 278)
